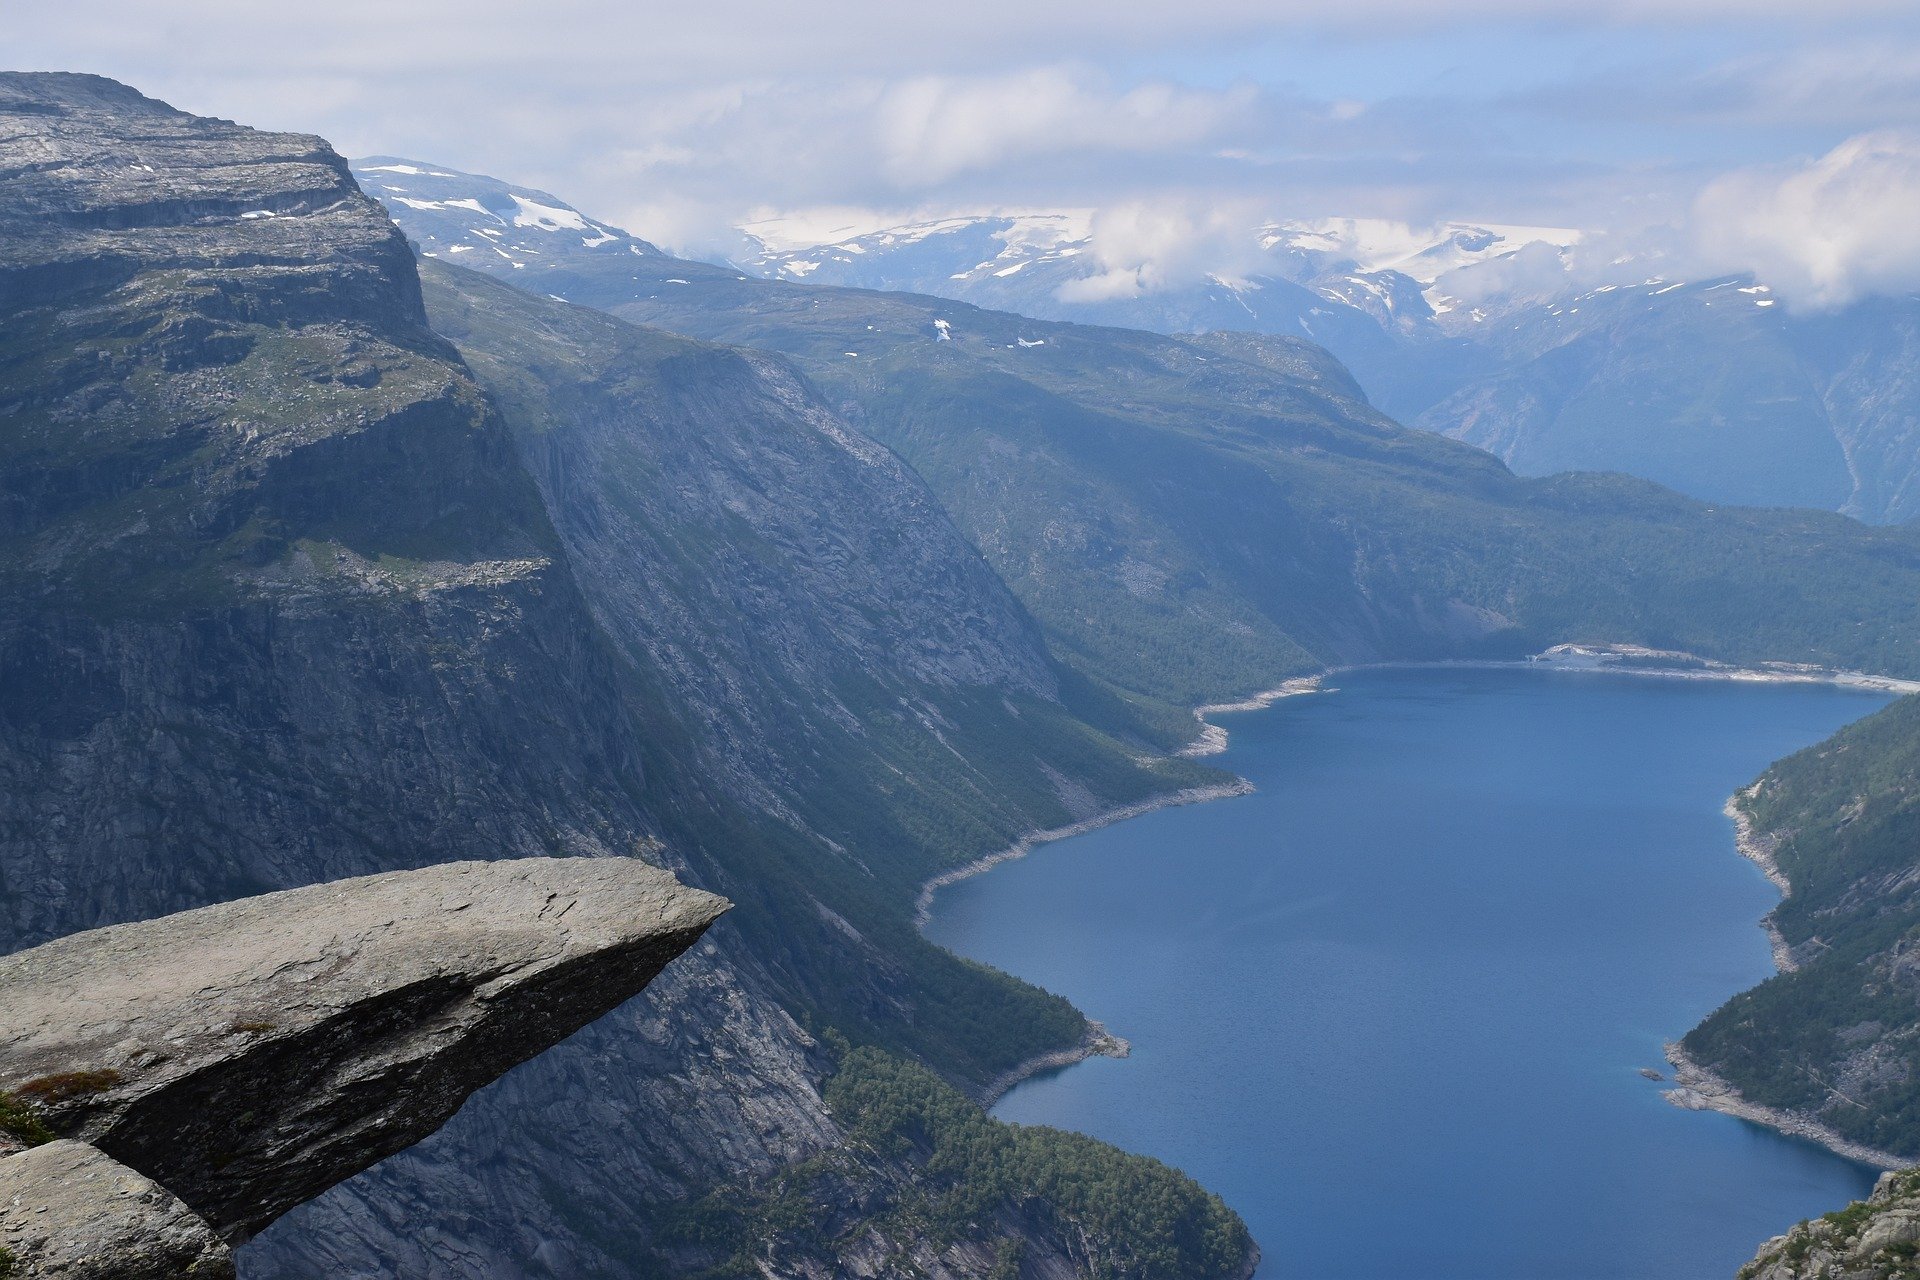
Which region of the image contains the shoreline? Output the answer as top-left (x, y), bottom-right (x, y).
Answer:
top-left (914, 779), bottom-right (1249, 1113)
top-left (979, 1020), bottom-right (1131, 1107)
top-left (1179, 647), bottom-right (1919, 760)
top-left (1177, 678), bottom-right (1327, 758)
top-left (1725, 788), bottom-right (1799, 973)
top-left (912, 780), bottom-right (1253, 929)
top-left (917, 642), bottom-right (1920, 1167)
top-left (1664, 1043), bottom-right (1905, 1171)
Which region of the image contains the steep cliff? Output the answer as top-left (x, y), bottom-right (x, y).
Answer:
top-left (0, 73), bottom-right (1252, 1278)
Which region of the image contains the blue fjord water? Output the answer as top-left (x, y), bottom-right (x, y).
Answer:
top-left (923, 668), bottom-right (1891, 1280)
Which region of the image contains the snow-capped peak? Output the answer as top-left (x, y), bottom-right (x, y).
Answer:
top-left (735, 208), bottom-right (1586, 328)
top-left (351, 156), bottom-right (661, 266)
top-left (1266, 218), bottom-right (1584, 285)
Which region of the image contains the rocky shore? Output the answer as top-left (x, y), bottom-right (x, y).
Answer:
top-left (979, 1021), bottom-right (1132, 1107)
top-left (1664, 1043), bottom-right (1905, 1171)
top-left (1725, 788), bottom-right (1802, 972)
top-left (1178, 678), bottom-right (1329, 757)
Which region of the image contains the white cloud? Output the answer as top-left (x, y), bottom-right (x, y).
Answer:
top-left (1693, 131), bottom-right (1920, 307)
top-left (874, 69), bottom-right (1254, 185)
top-left (1058, 198), bottom-right (1271, 301)
top-left (16, 0), bottom-right (1920, 294)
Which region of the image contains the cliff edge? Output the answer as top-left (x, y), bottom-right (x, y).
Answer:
top-left (0, 857), bottom-right (727, 1275)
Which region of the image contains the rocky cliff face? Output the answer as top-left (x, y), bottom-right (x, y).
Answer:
top-left (0, 858), bottom-right (725, 1274)
top-left (0, 73), bottom-right (1249, 1279)
top-left (1740, 1169), bottom-right (1920, 1280)
top-left (418, 256), bottom-right (1061, 815)
top-left (0, 70), bottom-right (643, 944)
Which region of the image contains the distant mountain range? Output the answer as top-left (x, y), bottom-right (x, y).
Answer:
top-left (721, 207), bottom-right (1920, 522)
top-left (353, 155), bottom-right (1920, 712)
top-left (353, 158), bottom-right (1920, 522)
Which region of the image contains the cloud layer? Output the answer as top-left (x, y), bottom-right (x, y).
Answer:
top-left (1694, 133), bottom-right (1920, 307)
top-left (16, 2), bottom-right (1920, 304)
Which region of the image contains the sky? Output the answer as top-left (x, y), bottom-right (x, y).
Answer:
top-left (15, 1), bottom-right (1920, 305)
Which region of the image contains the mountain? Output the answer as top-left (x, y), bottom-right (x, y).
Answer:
top-left (352, 156), bottom-right (666, 265)
top-left (0, 73), bottom-right (1252, 1279)
top-left (730, 209), bottom-right (1568, 421)
top-left (1681, 691), bottom-right (1920, 1163)
top-left (364, 160), bottom-right (1920, 730)
top-left (737, 209), bottom-right (1573, 339)
top-left (725, 207), bottom-right (1920, 523)
top-left (1414, 279), bottom-right (1920, 520)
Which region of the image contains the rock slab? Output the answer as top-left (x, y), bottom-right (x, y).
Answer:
top-left (0, 1141), bottom-right (233, 1279)
top-left (0, 857), bottom-right (727, 1246)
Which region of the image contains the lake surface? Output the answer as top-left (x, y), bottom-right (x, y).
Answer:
top-left (923, 668), bottom-right (1892, 1280)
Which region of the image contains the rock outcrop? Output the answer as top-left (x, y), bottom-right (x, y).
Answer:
top-left (0, 857), bottom-right (726, 1272)
top-left (0, 1142), bottom-right (234, 1279)
top-left (1741, 1168), bottom-right (1920, 1280)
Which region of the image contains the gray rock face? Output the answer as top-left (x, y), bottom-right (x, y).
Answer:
top-left (1741, 1168), bottom-right (1920, 1280)
top-left (0, 1141), bottom-right (234, 1279)
top-left (419, 258), bottom-right (1061, 820)
top-left (0, 71), bottom-right (877, 1279)
top-left (0, 72), bottom-right (421, 327)
top-left (0, 858), bottom-right (726, 1243)
top-left (0, 72), bottom-right (1217, 1280)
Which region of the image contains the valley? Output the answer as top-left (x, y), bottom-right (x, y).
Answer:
top-left (6, 64), bottom-right (1920, 1280)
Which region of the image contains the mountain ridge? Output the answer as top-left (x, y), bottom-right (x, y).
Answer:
top-left (1, 72), bottom-right (1253, 1279)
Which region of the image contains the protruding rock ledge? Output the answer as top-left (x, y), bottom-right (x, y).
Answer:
top-left (0, 856), bottom-right (727, 1270)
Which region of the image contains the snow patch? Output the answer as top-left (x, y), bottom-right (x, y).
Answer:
top-left (509, 195), bottom-right (592, 232)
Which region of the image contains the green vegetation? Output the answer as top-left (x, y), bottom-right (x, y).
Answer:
top-left (827, 1045), bottom-right (1251, 1278)
top-left (653, 1041), bottom-right (1252, 1279)
top-left (545, 251), bottom-right (1920, 726)
top-left (0, 266), bottom-right (557, 620)
top-left (1685, 695), bottom-right (1920, 1156)
top-left (0, 1091), bottom-right (53, 1147)
top-left (0, 1242), bottom-right (16, 1279)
